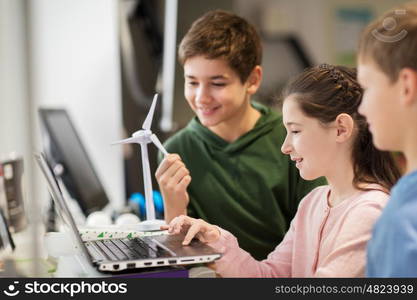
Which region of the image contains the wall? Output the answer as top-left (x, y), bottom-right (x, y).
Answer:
top-left (0, 0), bottom-right (35, 228)
top-left (27, 0), bottom-right (125, 210)
top-left (0, 0), bottom-right (32, 186)
top-left (235, 0), bottom-right (410, 66)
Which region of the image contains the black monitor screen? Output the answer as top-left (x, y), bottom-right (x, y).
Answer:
top-left (39, 109), bottom-right (109, 215)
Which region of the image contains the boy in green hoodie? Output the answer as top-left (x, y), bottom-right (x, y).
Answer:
top-left (155, 10), bottom-right (325, 260)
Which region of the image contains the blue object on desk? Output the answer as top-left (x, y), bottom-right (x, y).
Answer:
top-left (129, 191), bottom-right (164, 219)
top-left (153, 191), bottom-right (164, 214)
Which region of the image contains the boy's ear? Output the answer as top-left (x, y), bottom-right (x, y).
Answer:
top-left (246, 65), bottom-right (262, 95)
top-left (399, 68), bottom-right (417, 107)
top-left (334, 113), bottom-right (354, 143)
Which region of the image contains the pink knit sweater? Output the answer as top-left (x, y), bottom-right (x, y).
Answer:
top-left (209, 185), bottom-right (388, 277)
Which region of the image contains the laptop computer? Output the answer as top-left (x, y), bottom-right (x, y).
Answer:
top-left (35, 152), bottom-right (221, 273)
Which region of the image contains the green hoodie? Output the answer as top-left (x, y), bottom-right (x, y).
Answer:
top-left (161, 102), bottom-right (326, 260)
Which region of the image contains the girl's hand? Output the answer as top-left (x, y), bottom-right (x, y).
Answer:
top-left (161, 215), bottom-right (221, 245)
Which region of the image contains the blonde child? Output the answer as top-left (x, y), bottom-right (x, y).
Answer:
top-left (357, 2), bottom-right (417, 277)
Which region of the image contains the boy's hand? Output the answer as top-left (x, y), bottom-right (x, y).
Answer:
top-left (155, 154), bottom-right (191, 222)
top-left (161, 215), bottom-right (221, 245)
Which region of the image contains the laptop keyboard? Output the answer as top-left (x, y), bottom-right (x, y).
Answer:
top-left (90, 238), bottom-right (172, 261)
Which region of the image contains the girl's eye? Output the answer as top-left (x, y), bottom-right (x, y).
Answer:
top-left (187, 81), bottom-right (198, 86)
top-left (212, 82), bottom-right (226, 87)
top-left (291, 131), bottom-right (300, 134)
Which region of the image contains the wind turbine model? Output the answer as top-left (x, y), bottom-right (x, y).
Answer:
top-left (112, 94), bottom-right (168, 231)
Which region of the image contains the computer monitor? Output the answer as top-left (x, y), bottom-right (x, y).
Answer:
top-left (38, 108), bottom-right (109, 216)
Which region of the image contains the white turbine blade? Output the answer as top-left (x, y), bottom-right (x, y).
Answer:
top-left (150, 134), bottom-right (168, 156)
top-left (142, 93), bottom-right (158, 130)
top-left (111, 136), bottom-right (138, 145)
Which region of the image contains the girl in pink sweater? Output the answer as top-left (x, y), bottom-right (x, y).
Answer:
top-left (162, 64), bottom-right (401, 277)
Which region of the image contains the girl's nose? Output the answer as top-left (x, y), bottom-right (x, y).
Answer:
top-left (281, 136), bottom-right (292, 155)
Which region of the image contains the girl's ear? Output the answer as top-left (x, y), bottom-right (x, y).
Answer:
top-left (335, 113), bottom-right (354, 143)
top-left (246, 65), bottom-right (263, 95)
top-left (398, 68), bottom-right (417, 107)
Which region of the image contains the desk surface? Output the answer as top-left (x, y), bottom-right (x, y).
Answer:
top-left (1, 225), bottom-right (52, 277)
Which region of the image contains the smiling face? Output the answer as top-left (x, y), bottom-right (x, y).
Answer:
top-left (281, 96), bottom-right (338, 180)
top-left (357, 59), bottom-right (403, 151)
top-left (183, 56), bottom-right (257, 130)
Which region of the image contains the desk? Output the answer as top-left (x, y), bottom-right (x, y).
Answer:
top-left (0, 225), bottom-right (53, 277)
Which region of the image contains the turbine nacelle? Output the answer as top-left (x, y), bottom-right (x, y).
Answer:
top-left (132, 130), bottom-right (151, 138)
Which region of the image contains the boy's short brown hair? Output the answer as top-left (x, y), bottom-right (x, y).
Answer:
top-left (178, 10), bottom-right (262, 83)
top-left (358, 2), bottom-right (417, 82)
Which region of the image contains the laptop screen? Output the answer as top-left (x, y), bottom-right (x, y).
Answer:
top-left (35, 153), bottom-right (94, 263)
